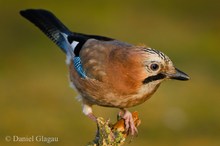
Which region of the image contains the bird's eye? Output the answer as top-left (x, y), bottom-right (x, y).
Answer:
top-left (150, 63), bottom-right (159, 71)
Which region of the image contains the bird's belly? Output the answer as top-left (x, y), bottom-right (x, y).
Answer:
top-left (72, 80), bottom-right (160, 108)
top-left (85, 89), bottom-right (154, 108)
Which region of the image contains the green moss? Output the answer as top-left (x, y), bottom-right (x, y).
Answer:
top-left (87, 117), bottom-right (126, 146)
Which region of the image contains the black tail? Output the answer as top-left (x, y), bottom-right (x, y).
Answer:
top-left (20, 9), bottom-right (72, 53)
top-left (20, 9), bottom-right (114, 56)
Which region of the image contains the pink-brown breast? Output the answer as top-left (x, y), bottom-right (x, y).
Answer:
top-left (68, 39), bottom-right (155, 108)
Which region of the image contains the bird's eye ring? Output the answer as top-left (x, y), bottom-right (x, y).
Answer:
top-left (150, 63), bottom-right (159, 71)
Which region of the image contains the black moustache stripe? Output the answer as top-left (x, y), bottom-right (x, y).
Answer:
top-left (142, 73), bottom-right (166, 84)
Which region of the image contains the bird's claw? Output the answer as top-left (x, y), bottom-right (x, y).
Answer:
top-left (120, 110), bottom-right (139, 136)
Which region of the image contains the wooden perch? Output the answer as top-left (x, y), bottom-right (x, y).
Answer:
top-left (87, 111), bottom-right (141, 146)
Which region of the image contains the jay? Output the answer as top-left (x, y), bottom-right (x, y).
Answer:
top-left (20, 9), bottom-right (189, 135)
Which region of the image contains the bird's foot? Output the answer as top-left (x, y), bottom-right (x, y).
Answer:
top-left (87, 113), bottom-right (97, 122)
top-left (119, 109), bottom-right (138, 136)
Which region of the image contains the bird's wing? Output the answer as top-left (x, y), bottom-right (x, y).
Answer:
top-left (78, 39), bottom-right (147, 95)
top-left (79, 39), bottom-right (131, 81)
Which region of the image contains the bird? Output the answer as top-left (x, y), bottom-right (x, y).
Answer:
top-left (20, 9), bottom-right (189, 135)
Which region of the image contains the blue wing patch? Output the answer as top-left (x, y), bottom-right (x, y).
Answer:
top-left (57, 33), bottom-right (69, 54)
top-left (73, 57), bottom-right (87, 78)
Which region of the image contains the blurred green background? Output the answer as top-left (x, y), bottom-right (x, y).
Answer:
top-left (1, 0), bottom-right (220, 146)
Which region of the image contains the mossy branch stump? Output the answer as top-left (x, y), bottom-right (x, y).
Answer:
top-left (87, 111), bottom-right (141, 146)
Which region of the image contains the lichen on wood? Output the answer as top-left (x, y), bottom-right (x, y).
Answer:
top-left (87, 111), bottom-right (141, 146)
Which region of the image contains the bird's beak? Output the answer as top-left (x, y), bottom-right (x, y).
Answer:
top-left (168, 68), bottom-right (190, 81)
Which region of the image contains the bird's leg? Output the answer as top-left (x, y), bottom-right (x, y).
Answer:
top-left (87, 113), bottom-right (97, 122)
top-left (82, 103), bottom-right (101, 141)
top-left (82, 103), bottom-right (97, 121)
top-left (119, 108), bottom-right (138, 136)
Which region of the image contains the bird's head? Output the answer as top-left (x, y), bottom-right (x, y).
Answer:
top-left (105, 46), bottom-right (189, 96)
top-left (141, 48), bottom-right (190, 85)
